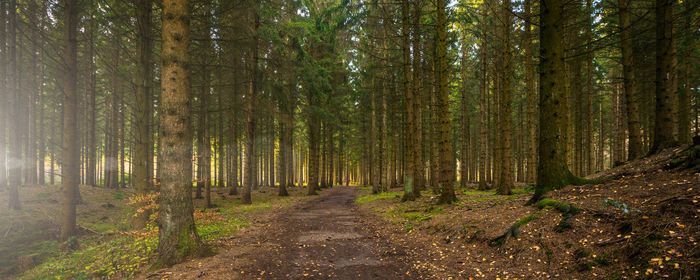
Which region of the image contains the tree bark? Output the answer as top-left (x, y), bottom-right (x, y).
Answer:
top-left (60, 0), bottom-right (79, 239)
top-left (242, 0), bottom-right (259, 204)
top-left (496, 0), bottom-right (513, 195)
top-left (619, 0), bottom-right (642, 160)
top-left (533, 0), bottom-right (576, 201)
top-left (650, 0), bottom-right (678, 153)
top-left (133, 0), bottom-right (154, 228)
top-left (436, 0), bottom-right (456, 203)
top-left (0, 0), bottom-right (7, 190)
top-left (401, 0), bottom-right (418, 201)
top-left (157, 0), bottom-right (205, 266)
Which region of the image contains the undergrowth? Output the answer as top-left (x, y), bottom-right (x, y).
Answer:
top-left (20, 193), bottom-right (286, 280)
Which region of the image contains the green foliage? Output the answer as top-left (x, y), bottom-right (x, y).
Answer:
top-left (603, 199), bottom-right (641, 214)
top-left (21, 232), bottom-right (157, 280)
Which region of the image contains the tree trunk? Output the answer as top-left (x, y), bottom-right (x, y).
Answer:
top-left (478, 3), bottom-right (489, 191)
top-left (242, 1), bottom-right (259, 204)
top-left (524, 0), bottom-right (537, 183)
top-left (460, 38), bottom-right (469, 188)
top-left (495, 0), bottom-right (513, 195)
top-left (157, 0), bottom-right (205, 266)
top-left (401, 0), bottom-right (418, 201)
top-left (650, 0), bottom-right (678, 153)
top-left (86, 11), bottom-right (97, 187)
top-left (7, 0), bottom-right (20, 210)
top-left (533, 0), bottom-right (576, 201)
top-left (0, 0), bottom-right (7, 190)
top-left (619, 0), bottom-right (642, 160)
top-left (133, 0), bottom-right (154, 228)
top-left (436, 0), bottom-right (456, 203)
top-left (60, 0), bottom-right (79, 239)
top-left (412, 0), bottom-right (425, 192)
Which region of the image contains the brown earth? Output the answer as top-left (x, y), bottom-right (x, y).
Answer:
top-left (356, 147), bottom-right (699, 279)
top-left (141, 187), bottom-right (424, 280)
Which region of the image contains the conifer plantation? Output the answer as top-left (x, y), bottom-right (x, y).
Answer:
top-left (0, 0), bottom-right (698, 279)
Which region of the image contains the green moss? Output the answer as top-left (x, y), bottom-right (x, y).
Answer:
top-left (84, 222), bottom-right (116, 234)
top-left (356, 192), bottom-right (400, 204)
top-left (490, 212), bottom-right (538, 247)
top-left (571, 176), bottom-right (611, 186)
top-left (537, 199), bottom-right (579, 232)
top-left (515, 214), bottom-right (535, 227)
top-left (21, 192), bottom-right (291, 279)
top-left (513, 187), bottom-right (534, 195)
top-left (402, 211), bottom-right (431, 222)
top-left (463, 190), bottom-right (493, 196)
top-left (537, 199), bottom-right (579, 214)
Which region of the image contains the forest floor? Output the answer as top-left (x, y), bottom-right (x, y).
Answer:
top-left (3, 146), bottom-right (699, 279)
top-left (3, 185), bottom-right (314, 279)
top-left (142, 187), bottom-right (423, 280)
top-left (139, 147), bottom-right (699, 280)
top-left (354, 147), bottom-right (699, 279)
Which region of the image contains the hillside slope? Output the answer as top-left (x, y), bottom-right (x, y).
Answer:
top-left (357, 146), bottom-right (699, 279)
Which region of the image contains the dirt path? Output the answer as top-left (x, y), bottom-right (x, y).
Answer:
top-left (144, 187), bottom-right (422, 280)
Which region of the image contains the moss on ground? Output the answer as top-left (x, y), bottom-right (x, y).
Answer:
top-left (355, 192), bottom-right (401, 204)
top-left (20, 194), bottom-right (288, 280)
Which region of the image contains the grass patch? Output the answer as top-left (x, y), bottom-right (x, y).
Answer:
top-left (355, 192), bottom-right (400, 204)
top-left (402, 211), bottom-right (431, 222)
top-left (512, 188), bottom-right (534, 195)
top-left (463, 190), bottom-right (493, 196)
top-left (21, 195), bottom-right (281, 280)
top-left (83, 222), bottom-right (117, 234)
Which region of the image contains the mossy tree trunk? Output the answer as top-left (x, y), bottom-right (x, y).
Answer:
top-left (157, 0), bottom-right (205, 266)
